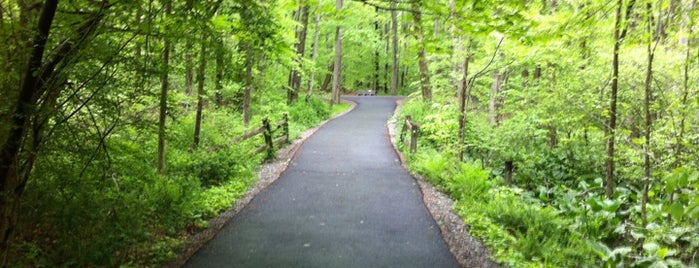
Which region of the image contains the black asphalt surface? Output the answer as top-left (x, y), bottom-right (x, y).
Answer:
top-left (184, 96), bottom-right (459, 268)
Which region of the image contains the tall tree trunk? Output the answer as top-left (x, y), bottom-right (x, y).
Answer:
top-left (0, 1), bottom-right (58, 264)
top-left (185, 40), bottom-right (194, 96)
top-left (157, 1), bottom-right (172, 174)
top-left (411, 0), bottom-right (432, 101)
top-left (184, 0), bottom-right (194, 96)
top-left (641, 0), bottom-right (655, 226)
top-left (193, 32), bottom-right (207, 150)
top-left (373, 6), bottom-right (380, 92)
top-left (243, 54), bottom-right (253, 126)
top-left (489, 70), bottom-right (502, 126)
top-left (331, 0), bottom-right (343, 105)
top-left (390, 4), bottom-right (398, 95)
top-left (669, 0), bottom-right (696, 223)
top-left (605, 0), bottom-right (636, 199)
top-left (288, 3), bottom-right (310, 104)
top-left (458, 53), bottom-right (470, 161)
top-left (307, 1), bottom-right (322, 100)
top-left (215, 37), bottom-right (224, 107)
top-left (383, 22), bottom-right (389, 93)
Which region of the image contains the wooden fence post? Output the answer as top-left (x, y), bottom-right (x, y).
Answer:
top-left (282, 113), bottom-right (289, 142)
top-left (262, 118), bottom-right (274, 160)
top-left (410, 124), bottom-right (418, 154)
top-left (400, 115), bottom-right (411, 143)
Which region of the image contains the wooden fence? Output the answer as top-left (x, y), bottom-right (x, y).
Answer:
top-left (399, 115), bottom-right (420, 154)
top-left (234, 113), bottom-right (289, 161)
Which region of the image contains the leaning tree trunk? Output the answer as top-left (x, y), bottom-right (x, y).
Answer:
top-left (0, 1), bottom-right (57, 264)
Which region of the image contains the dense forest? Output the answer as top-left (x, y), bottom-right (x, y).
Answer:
top-left (0, 0), bottom-right (697, 267)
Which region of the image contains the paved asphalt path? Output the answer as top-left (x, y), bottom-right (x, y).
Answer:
top-left (184, 96), bottom-right (459, 268)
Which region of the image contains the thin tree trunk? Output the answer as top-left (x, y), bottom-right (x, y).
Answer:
top-left (641, 0), bottom-right (655, 226)
top-left (185, 40), bottom-right (194, 96)
top-left (605, 0), bottom-right (636, 199)
top-left (668, 0), bottom-right (695, 224)
top-left (331, 0), bottom-right (343, 105)
top-left (458, 53), bottom-right (470, 161)
top-left (383, 22), bottom-right (389, 93)
top-left (306, 1), bottom-right (322, 100)
top-left (489, 70), bottom-right (501, 126)
top-left (157, 1), bottom-right (172, 174)
top-left (243, 48), bottom-right (253, 126)
top-left (193, 32), bottom-right (207, 150)
top-left (411, 0), bottom-right (431, 101)
top-left (390, 4), bottom-right (398, 95)
top-left (215, 37), bottom-right (224, 107)
top-left (374, 6), bottom-right (380, 92)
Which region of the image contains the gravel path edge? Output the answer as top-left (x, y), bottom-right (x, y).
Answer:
top-left (387, 98), bottom-right (498, 268)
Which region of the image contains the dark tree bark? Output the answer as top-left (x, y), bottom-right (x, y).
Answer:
top-left (0, 1), bottom-right (58, 263)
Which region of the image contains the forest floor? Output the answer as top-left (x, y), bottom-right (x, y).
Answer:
top-left (172, 97), bottom-right (495, 268)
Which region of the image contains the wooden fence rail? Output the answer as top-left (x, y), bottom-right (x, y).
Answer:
top-left (234, 113), bottom-right (289, 160)
top-left (399, 115), bottom-right (420, 154)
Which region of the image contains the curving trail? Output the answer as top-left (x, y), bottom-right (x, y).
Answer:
top-left (184, 96), bottom-right (459, 268)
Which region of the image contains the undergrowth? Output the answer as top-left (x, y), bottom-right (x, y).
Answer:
top-left (14, 95), bottom-right (345, 267)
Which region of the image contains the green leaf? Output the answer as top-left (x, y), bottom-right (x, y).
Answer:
top-left (656, 247), bottom-right (669, 259)
top-left (668, 203), bottom-right (685, 220)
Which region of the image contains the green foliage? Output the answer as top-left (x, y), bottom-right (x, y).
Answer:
top-left (407, 148), bottom-right (596, 267)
